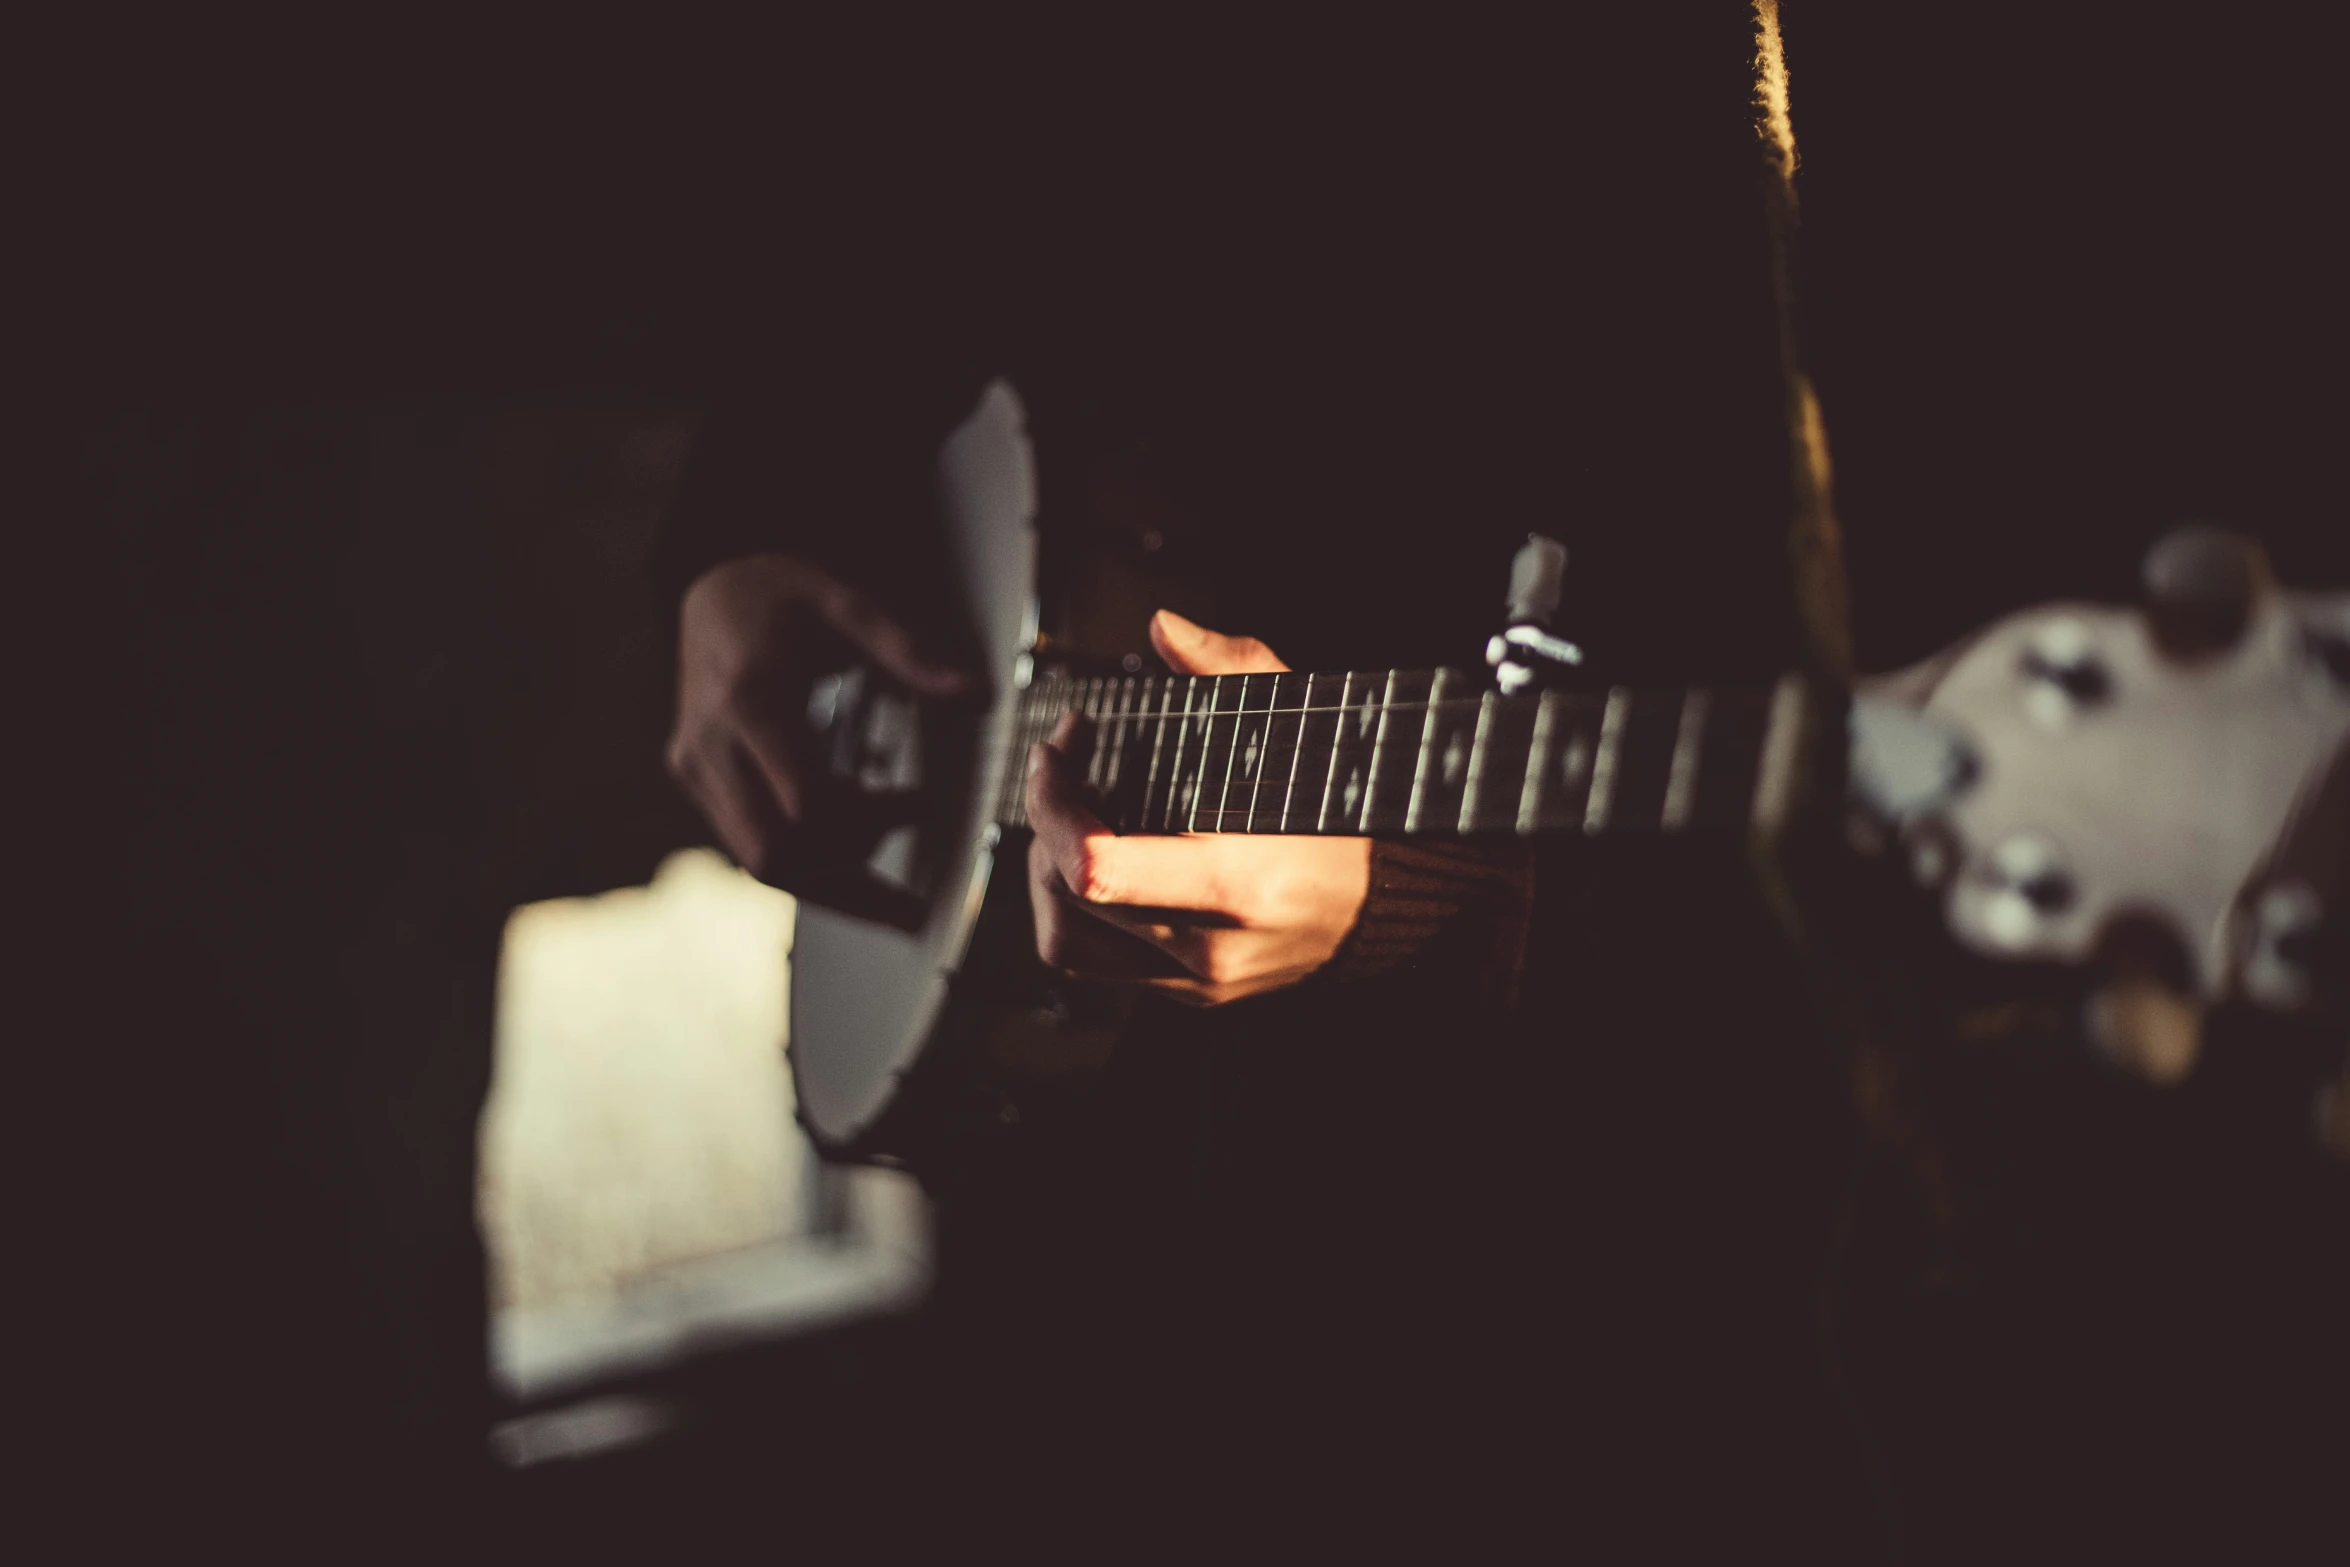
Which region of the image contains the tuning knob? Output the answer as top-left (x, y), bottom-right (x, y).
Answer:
top-left (1975, 833), bottom-right (2080, 947)
top-left (2239, 879), bottom-right (2325, 1011)
top-left (1489, 534), bottom-right (1583, 694)
top-left (2142, 524), bottom-right (2273, 663)
top-left (2017, 617), bottom-right (2112, 728)
top-left (2084, 912), bottom-right (2206, 1085)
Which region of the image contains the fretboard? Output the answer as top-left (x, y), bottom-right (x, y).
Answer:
top-left (995, 669), bottom-right (1808, 838)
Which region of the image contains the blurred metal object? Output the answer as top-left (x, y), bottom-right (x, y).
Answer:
top-left (807, 665), bottom-right (925, 795)
top-left (1858, 528), bottom-right (2348, 1083)
top-left (1924, 591), bottom-right (2348, 1010)
top-left (2017, 616), bottom-right (2111, 729)
top-left (2238, 879), bottom-right (2324, 1011)
top-left (1505, 531), bottom-right (1568, 625)
top-left (1961, 833), bottom-right (2078, 950)
top-left (490, 1396), bottom-right (685, 1468)
top-left (2143, 524), bottom-right (2270, 664)
top-left (1848, 698), bottom-right (1978, 823)
top-left (2085, 978), bottom-right (2205, 1086)
top-left (1487, 534), bottom-right (1581, 695)
top-left (2082, 911), bottom-right (2207, 1083)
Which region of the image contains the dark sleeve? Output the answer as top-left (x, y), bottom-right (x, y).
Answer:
top-left (1321, 839), bottom-right (1537, 1009)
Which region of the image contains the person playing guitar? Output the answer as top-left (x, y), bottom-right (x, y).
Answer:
top-left (652, 11), bottom-right (2345, 1558)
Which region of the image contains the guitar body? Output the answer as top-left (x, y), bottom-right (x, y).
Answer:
top-left (787, 381), bottom-right (1043, 1158)
top-left (790, 380), bottom-right (1179, 1167)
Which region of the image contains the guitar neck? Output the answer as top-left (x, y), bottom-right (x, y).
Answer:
top-left (995, 668), bottom-right (1812, 838)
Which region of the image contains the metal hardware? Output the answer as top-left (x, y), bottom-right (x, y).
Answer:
top-left (1488, 534), bottom-right (1582, 694)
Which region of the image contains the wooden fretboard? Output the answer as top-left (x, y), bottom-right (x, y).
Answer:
top-left (995, 669), bottom-right (1808, 838)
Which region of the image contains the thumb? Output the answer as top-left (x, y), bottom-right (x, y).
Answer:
top-left (1150, 610), bottom-right (1289, 676)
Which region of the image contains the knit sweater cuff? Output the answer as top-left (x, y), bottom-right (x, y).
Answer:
top-left (1320, 837), bottom-right (1537, 1001)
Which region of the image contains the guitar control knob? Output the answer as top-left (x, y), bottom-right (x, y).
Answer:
top-left (2303, 624), bottom-right (2350, 693)
top-left (2239, 879), bottom-right (2324, 1011)
top-left (2018, 617), bottom-right (2112, 728)
top-left (2085, 912), bottom-right (2204, 1085)
top-left (2143, 524), bottom-right (2271, 663)
top-left (1489, 534), bottom-right (1582, 695)
top-left (1976, 833), bottom-right (2079, 948)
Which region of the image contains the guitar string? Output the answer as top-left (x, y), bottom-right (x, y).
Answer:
top-left (993, 680), bottom-right (1749, 832)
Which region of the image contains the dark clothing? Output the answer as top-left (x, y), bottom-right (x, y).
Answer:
top-left (641, 11), bottom-right (1851, 1550)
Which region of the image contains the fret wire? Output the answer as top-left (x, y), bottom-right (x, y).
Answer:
top-left (1083, 678), bottom-right (1105, 789)
top-left (1278, 672), bottom-right (1317, 832)
top-left (1357, 671), bottom-right (1406, 830)
top-left (1318, 671), bottom-right (1360, 832)
top-left (1457, 689), bottom-right (1500, 833)
top-left (1132, 675), bottom-right (1157, 807)
top-left (1114, 680), bottom-right (1126, 745)
top-left (1189, 675), bottom-right (1225, 833)
top-left (1141, 676), bottom-right (1178, 829)
top-left (1261, 672), bottom-right (1296, 832)
top-left (1213, 674), bottom-right (1242, 831)
top-left (1163, 677), bottom-right (1200, 832)
top-left (1089, 677), bottom-right (1115, 794)
top-left (1221, 674), bottom-right (1262, 833)
top-left (1183, 675), bottom-right (1214, 832)
top-left (1103, 676), bottom-right (1136, 801)
top-left (1128, 676), bottom-right (1149, 791)
top-left (1403, 668), bottom-right (1463, 834)
top-left (1583, 688), bottom-right (1629, 834)
top-left (1243, 674), bottom-right (1278, 832)
top-left (1751, 675), bottom-right (1807, 834)
top-left (1128, 676), bottom-right (1152, 798)
top-left (1660, 687), bottom-right (1709, 831)
top-left (1516, 690), bottom-right (1560, 834)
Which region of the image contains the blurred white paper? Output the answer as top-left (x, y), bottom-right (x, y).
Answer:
top-left (479, 849), bottom-right (926, 1404)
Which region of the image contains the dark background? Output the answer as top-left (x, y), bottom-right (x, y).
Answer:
top-left (1785, 0), bottom-right (2346, 654)
top-left (27, 1), bottom-right (2344, 1555)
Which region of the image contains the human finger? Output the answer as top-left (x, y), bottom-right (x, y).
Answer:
top-left (1150, 609), bottom-right (1288, 676)
top-left (817, 582), bottom-right (973, 697)
top-left (1024, 734), bottom-right (1256, 915)
top-left (1030, 837), bottom-right (1329, 1001)
top-left (730, 704), bottom-right (809, 824)
top-left (672, 735), bottom-right (791, 876)
top-left (1027, 840), bottom-right (1199, 982)
top-left (1046, 709), bottom-right (1097, 774)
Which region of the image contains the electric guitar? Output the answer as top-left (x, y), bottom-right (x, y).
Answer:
top-left (787, 381), bottom-right (2349, 1173)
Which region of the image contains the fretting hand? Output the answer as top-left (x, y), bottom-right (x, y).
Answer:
top-left (1025, 611), bottom-right (1374, 1005)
